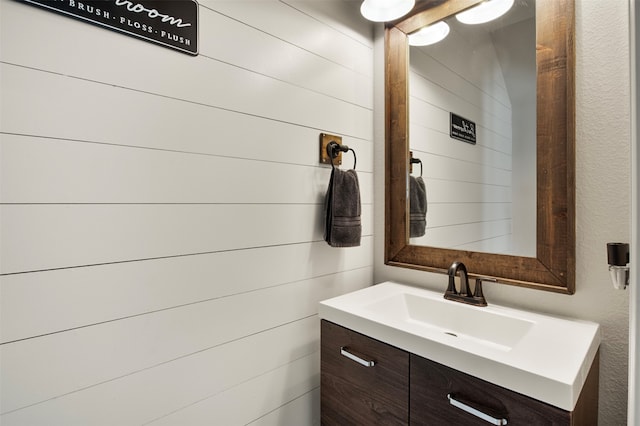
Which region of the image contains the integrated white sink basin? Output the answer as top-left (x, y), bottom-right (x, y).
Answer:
top-left (365, 292), bottom-right (535, 352)
top-left (318, 281), bottom-right (600, 411)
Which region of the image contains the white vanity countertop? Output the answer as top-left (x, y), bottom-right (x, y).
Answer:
top-left (318, 281), bottom-right (601, 412)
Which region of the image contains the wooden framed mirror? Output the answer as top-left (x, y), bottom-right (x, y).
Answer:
top-left (385, 0), bottom-right (575, 293)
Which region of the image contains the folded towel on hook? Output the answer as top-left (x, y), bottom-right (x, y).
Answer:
top-left (409, 175), bottom-right (427, 238)
top-left (324, 168), bottom-right (361, 247)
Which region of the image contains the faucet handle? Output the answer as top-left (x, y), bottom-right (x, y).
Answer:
top-left (473, 277), bottom-right (494, 307)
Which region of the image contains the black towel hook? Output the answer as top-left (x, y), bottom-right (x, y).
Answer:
top-left (327, 141), bottom-right (357, 170)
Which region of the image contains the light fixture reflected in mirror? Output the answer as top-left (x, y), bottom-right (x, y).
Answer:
top-left (456, 0), bottom-right (515, 24)
top-left (360, 0), bottom-right (415, 22)
top-left (408, 21), bottom-right (450, 46)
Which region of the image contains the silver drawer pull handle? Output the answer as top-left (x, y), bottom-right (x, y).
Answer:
top-left (448, 394), bottom-right (507, 425)
top-left (340, 346), bottom-right (376, 367)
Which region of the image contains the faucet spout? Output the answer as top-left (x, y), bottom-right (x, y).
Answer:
top-left (447, 261), bottom-right (470, 296)
top-left (444, 261), bottom-right (488, 307)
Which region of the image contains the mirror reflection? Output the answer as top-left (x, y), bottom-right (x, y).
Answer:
top-left (407, 0), bottom-right (536, 257)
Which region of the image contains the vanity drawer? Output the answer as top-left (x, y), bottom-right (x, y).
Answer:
top-left (321, 320), bottom-right (409, 425)
top-left (410, 354), bottom-right (596, 426)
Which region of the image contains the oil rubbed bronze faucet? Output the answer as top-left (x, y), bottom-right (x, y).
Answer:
top-left (444, 261), bottom-right (488, 307)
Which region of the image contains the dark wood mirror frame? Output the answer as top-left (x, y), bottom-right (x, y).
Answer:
top-left (385, 0), bottom-right (575, 293)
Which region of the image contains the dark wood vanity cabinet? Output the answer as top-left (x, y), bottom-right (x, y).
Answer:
top-left (321, 319), bottom-right (409, 425)
top-left (321, 320), bottom-right (599, 426)
top-left (410, 354), bottom-right (598, 425)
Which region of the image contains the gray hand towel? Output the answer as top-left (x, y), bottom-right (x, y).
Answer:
top-left (324, 168), bottom-right (361, 247)
top-left (410, 175), bottom-right (427, 238)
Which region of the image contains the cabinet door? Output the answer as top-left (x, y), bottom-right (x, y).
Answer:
top-left (410, 354), bottom-right (572, 426)
top-left (321, 320), bottom-right (409, 425)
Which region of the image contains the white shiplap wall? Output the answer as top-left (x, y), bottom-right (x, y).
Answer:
top-left (0, 0), bottom-right (374, 424)
top-left (409, 22), bottom-right (514, 254)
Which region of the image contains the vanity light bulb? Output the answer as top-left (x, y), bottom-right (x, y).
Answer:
top-left (455, 0), bottom-right (515, 25)
top-left (409, 21), bottom-right (450, 46)
top-left (360, 0), bottom-right (415, 22)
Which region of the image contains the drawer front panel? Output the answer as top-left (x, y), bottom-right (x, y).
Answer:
top-left (321, 320), bottom-right (409, 425)
top-left (410, 354), bottom-right (570, 426)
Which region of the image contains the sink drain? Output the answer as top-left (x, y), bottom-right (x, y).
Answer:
top-left (444, 332), bottom-right (458, 337)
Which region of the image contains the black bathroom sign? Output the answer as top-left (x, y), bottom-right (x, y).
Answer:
top-left (450, 113), bottom-right (476, 145)
top-left (20, 0), bottom-right (199, 56)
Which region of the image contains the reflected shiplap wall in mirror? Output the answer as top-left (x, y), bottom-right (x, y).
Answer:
top-left (408, 1), bottom-right (536, 257)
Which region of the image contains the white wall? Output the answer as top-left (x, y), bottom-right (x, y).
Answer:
top-left (630, 1), bottom-right (640, 422)
top-left (0, 0), bottom-right (374, 424)
top-left (409, 23), bottom-right (515, 254)
top-left (375, 1), bottom-right (631, 425)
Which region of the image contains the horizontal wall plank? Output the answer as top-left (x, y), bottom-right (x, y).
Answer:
top-left (200, 0), bottom-right (373, 78)
top-left (282, 0), bottom-right (371, 48)
top-left (1, 64), bottom-right (373, 172)
top-left (457, 234), bottom-right (514, 254)
top-left (1, 1), bottom-right (372, 139)
top-left (410, 88), bottom-right (512, 142)
top-left (426, 180), bottom-right (510, 204)
top-left (246, 388), bottom-right (320, 426)
top-left (409, 116), bottom-right (513, 157)
top-left (410, 124), bottom-right (511, 169)
top-left (1, 317), bottom-right (320, 426)
top-left (411, 27), bottom-right (510, 107)
top-left (0, 268), bottom-right (370, 414)
top-left (1, 238), bottom-right (373, 343)
top-left (410, 150), bottom-right (511, 186)
top-left (149, 352), bottom-right (319, 426)
top-left (420, 219), bottom-right (512, 249)
top-left (0, 134), bottom-right (373, 204)
top-left (410, 67), bottom-right (511, 130)
top-left (414, 234), bottom-right (514, 255)
top-left (0, 204), bottom-right (373, 274)
top-left (422, 203), bottom-right (511, 229)
top-left (198, 4), bottom-right (372, 108)
top-left (411, 122), bottom-right (512, 160)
